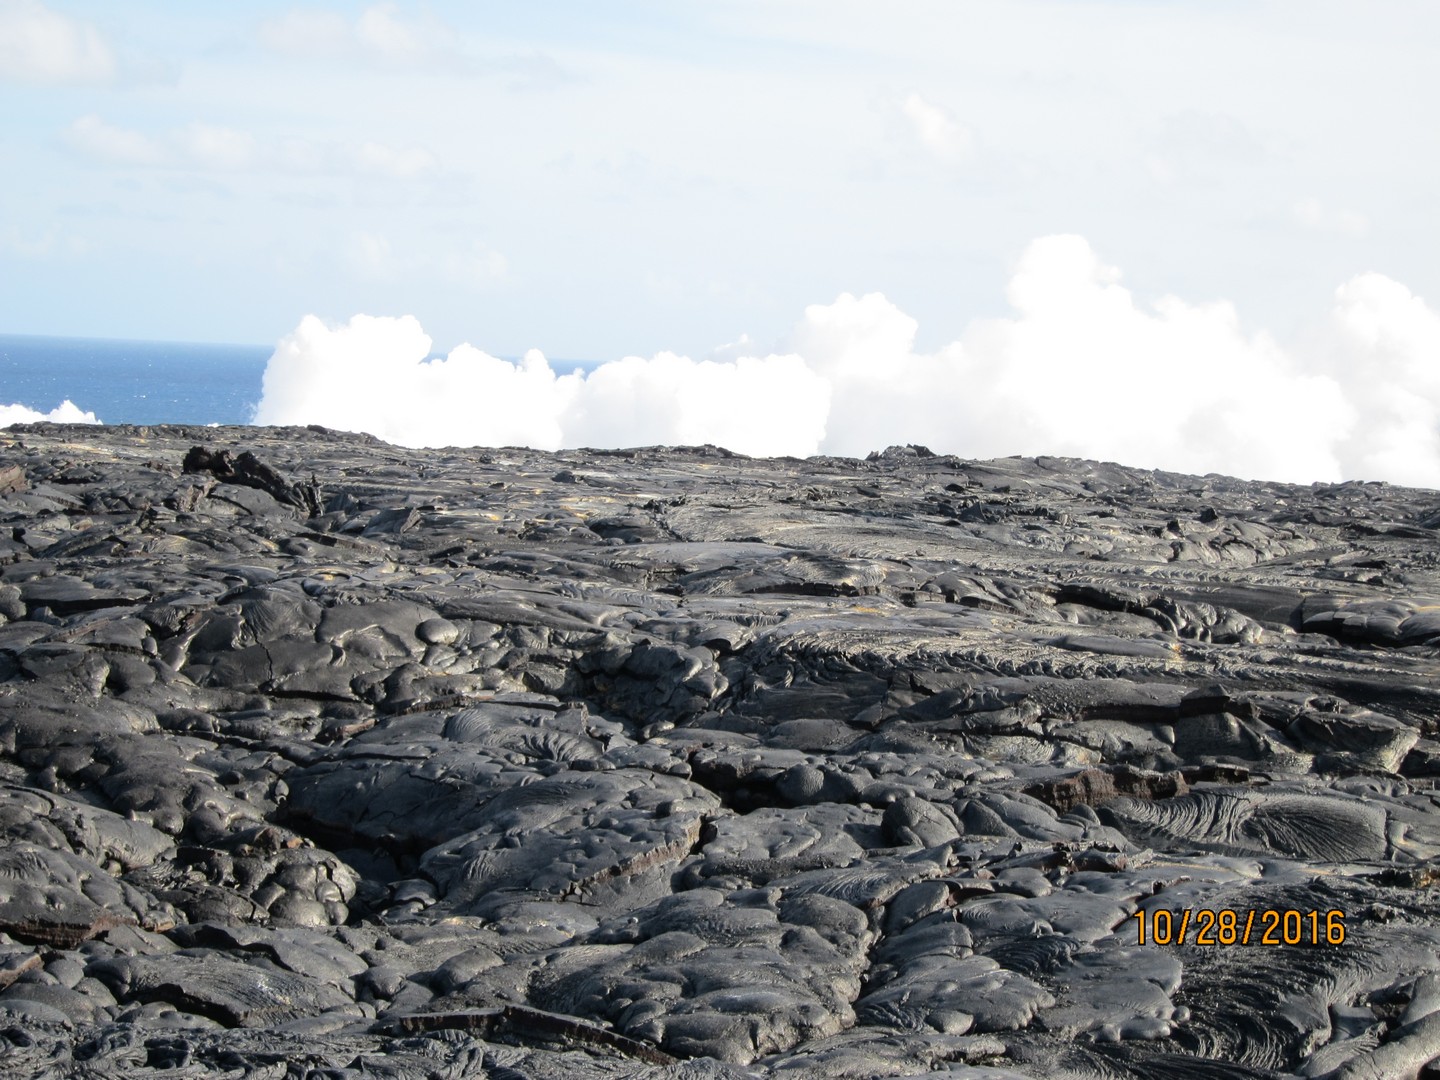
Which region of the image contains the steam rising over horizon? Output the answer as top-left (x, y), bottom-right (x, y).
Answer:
top-left (0, 399), bottom-right (100, 427)
top-left (4, 235), bottom-right (1438, 489)
top-left (247, 236), bottom-right (1440, 489)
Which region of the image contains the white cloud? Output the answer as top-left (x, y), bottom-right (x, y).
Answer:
top-left (344, 232), bottom-right (506, 289)
top-left (1293, 197), bottom-right (1370, 238)
top-left (1143, 111), bottom-right (1268, 188)
top-left (0, 0), bottom-right (115, 84)
top-left (66, 115), bottom-right (253, 170)
top-left (564, 352), bottom-right (828, 455)
top-left (257, 9), bottom-right (352, 56)
top-left (440, 241), bottom-right (508, 288)
top-left (180, 122), bottom-right (258, 171)
top-left (252, 315), bottom-right (579, 450)
top-left (252, 315), bottom-right (827, 456)
top-left (355, 140), bottom-right (438, 178)
top-left (65, 115), bottom-right (434, 178)
top-left (66, 115), bottom-right (165, 166)
top-left (901, 93), bottom-right (970, 161)
top-left (0, 399), bottom-right (101, 426)
top-left (1313, 273), bottom-right (1440, 487)
top-left (250, 236), bottom-right (1440, 486)
top-left (348, 232), bottom-right (395, 280)
top-left (354, 3), bottom-right (431, 64)
top-left (259, 4), bottom-right (454, 67)
top-left (1149, 111), bottom-right (1266, 160)
top-left (795, 237), bottom-right (1355, 484)
top-left (255, 3), bottom-right (570, 87)
top-left (2, 226), bottom-right (91, 259)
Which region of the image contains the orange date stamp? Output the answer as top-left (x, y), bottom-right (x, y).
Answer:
top-left (1132, 908), bottom-right (1347, 946)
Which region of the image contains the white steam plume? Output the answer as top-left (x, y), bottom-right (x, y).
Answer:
top-left (252, 315), bottom-right (828, 458)
top-left (0, 399), bottom-right (101, 426)
top-left (252, 235), bottom-right (1440, 486)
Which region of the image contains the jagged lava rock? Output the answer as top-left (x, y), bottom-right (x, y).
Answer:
top-left (0, 423), bottom-right (1439, 1077)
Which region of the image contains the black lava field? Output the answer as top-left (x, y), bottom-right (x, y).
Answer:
top-left (1, 423), bottom-right (1439, 1079)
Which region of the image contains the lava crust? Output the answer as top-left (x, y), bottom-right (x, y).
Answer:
top-left (1, 424), bottom-right (1439, 1079)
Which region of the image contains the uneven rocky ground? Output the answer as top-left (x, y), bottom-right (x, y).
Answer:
top-left (1, 423), bottom-right (1439, 1079)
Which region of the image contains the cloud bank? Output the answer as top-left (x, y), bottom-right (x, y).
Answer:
top-left (0, 400), bottom-right (101, 426)
top-left (252, 234), bottom-right (1440, 487)
top-left (252, 316), bottom-right (828, 460)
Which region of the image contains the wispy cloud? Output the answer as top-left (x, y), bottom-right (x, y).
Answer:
top-left (65, 115), bottom-right (165, 166)
top-left (179, 122), bottom-right (259, 171)
top-left (1, 225), bottom-right (91, 259)
top-left (900, 93), bottom-right (971, 161)
top-left (354, 141), bottom-right (438, 179)
top-left (1293, 197), bottom-right (1370, 238)
top-left (348, 231), bottom-right (395, 279)
top-left (1143, 110), bottom-right (1267, 185)
top-left (259, 3), bottom-right (459, 69)
top-left (0, 0), bottom-right (115, 84)
top-left (65, 115), bottom-right (437, 179)
top-left (346, 231), bottom-right (507, 289)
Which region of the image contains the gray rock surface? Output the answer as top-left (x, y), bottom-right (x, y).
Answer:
top-left (1, 424), bottom-right (1440, 1077)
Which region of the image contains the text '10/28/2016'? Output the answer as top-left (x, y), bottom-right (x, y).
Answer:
top-left (1132, 908), bottom-right (1347, 946)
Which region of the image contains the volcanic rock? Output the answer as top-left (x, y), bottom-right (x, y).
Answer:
top-left (1, 423), bottom-right (1440, 1077)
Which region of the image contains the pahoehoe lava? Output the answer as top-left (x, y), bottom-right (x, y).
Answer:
top-left (1, 423), bottom-right (1439, 1078)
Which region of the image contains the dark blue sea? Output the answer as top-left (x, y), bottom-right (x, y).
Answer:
top-left (0, 334), bottom-right (270, 426)
top-left (0, 334), bottom-right (598, 427)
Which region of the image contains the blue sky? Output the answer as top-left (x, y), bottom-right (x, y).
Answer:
top-left (4, 1), bottom-right (1433, 357)
top-left (6, 2), bottom-right (1440, 485)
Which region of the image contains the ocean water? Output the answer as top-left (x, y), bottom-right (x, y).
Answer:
top-left (0, 334), bottom-right (598, 427)
top-left (0, 334), bottom-right (270, 426)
